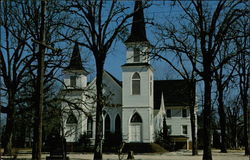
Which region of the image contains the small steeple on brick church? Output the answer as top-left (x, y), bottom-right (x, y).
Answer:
top-left (61, 0), bottom-right (197, 150)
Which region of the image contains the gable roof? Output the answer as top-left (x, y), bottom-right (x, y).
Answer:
top-left (105, 71), bottom-right (122, 87)
top-left (154, 80), bottom-right (195, 109)
top-left (87, 70), bottom-right (122, 89)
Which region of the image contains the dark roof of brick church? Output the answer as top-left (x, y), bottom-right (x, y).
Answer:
top-left (65, 42), bottom-right (88, 73)
top-left (154, 80), bottom-right (196, 109)
top-left (125, 0), bottom-right (149, 43)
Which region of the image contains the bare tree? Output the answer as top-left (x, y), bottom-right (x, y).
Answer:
top-left (32, 0), bottom-right (46, 159)
top-left (214, 67), bottom-right (234, 153)
top-left (225, 97), bottom-right (243, 149)
top-left (0, 1), bottom-right (36, 155)
top-left (213, 41), bottom-right (238, 153)
top-left (1, 0), bottom-right (67, 158)
top-left (59, 1), bottom-right (149, 159)
top-left (154, 1), bottom-right (248, 159)
top-left (234, 16), bottom-right (250, 154)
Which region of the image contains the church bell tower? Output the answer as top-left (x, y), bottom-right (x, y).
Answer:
top-left (122, 0), bottom-right (154, 143)
top-left (63, 42), bottom-right (88, 89)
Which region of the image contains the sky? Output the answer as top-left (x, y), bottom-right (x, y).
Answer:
top-left (84, 1), bottom-right (185, 81)
top-left (0, 0), bottom-right (235, 125)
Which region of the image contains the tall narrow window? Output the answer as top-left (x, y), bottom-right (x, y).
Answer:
top-left (66, 113), bottom-right (78, 142)
top-left (87, 116), bottom-right (93, 137)
top-left (182, 109), bottom-right (187, 117)
top-left (132, 73), bottom-right (140, 95)
top-left (150, 76), bottom-right (152, 96)
top-left (167, 125), bottom-right (172, 135)
top-left (105, 114), bottom-right (111, 137)
top-left (115, 115), bottom-right (121, 135)
top-left (134, 48), bottom-right (140, 62)
top-left (166, 109), bottom-right (171, 118)
top-left (70, 76), bottom-right (76, 87)
top-left (182, 125), bottom-right (188, 134)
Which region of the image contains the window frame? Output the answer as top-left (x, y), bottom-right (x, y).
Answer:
top-left (70, 75), bottom-right (77, 87)
top-left (87, 116), bottom-right (93, 138)
top-left (182, 108), bottom-right (187, 118)
top-left (133, 48), bottom-right (140, 62)
top-left (105, 114), bottom-right (111, 137)
top-left (166, 109), bottom-right (171, 118)
top-left (167, 125), bottom-right (172, 135)
top-left (182, 125), bottom-right (188, 135)
top-left (150, 76), bottom-right (152, 96)
top-left (132, 73), bottom-right (141, 95)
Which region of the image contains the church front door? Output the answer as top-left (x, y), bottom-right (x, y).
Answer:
top-left (129, 124), bottom-right (141, 142)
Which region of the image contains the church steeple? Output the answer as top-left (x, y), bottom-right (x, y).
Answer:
top-left (125, 0), bottom-right (148, 43)
top-left (63, 42), bottom-right (88, 89)
top-left (65, 42), bottom-right (88, 75)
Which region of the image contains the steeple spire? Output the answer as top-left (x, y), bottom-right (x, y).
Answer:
top-left (125, 0), bottom-right (148, 43)
top-left (65, 42), bottom-right (88, 74)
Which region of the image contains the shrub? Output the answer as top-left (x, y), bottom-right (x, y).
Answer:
top-left (103, 132), bottom-right (122, 152)
top-left (77, 132), bottom-right (92, 151)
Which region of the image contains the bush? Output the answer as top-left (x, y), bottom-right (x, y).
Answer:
top-left (155, 130), bottom-right (174, 151)
top-left (103, 132), bottom-right (122, 152)
top-left (77, 132), bottom-right (92, 152)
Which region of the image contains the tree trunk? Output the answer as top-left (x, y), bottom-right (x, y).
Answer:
top-left (3, 91), bottom-right (14, 155)
top-left (190, 81), bottom-right (198, 155)
top-left (242, 95), bottom-right (249, 155)
top-left (32, 1), bottom-right (46, 160)
top-left (238, 53), bottom-right (249, 155)
top-left (202, 68), bottom-right (212, 160)
top-left (93, 58), bottom-right (104, 160)
top-left (190, 105), bottom-right (198, 155)
top-left (217, 84), bottom-right (227, 153)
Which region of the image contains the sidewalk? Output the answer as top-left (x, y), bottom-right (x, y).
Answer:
top-left (1, 150), bottom-right (249, 160)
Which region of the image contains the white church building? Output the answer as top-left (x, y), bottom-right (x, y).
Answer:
top-left (61, 1), bottom-right (197, 149)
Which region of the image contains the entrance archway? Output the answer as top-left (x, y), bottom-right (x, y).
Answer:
top-left (129, 112), bottom-right (142, 142)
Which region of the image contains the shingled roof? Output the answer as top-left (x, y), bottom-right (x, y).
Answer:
top-left (125, 0), bottom-right (149, 43)
top-left (154, 80), bottom-right (195, 109)
top-left (65, 42), bottom-right (88, 74)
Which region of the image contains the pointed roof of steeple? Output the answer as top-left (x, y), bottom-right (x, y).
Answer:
top-left (125, 0), bottom-right (149, 43)
top-left (159, 92), bottom-right (166, 113)
top-left (65, 42), bottom-right (88, 74)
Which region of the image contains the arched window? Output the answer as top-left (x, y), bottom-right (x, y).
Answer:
top-left (66, 113), bottom-right (78, 142)
top-left (105, 114), bottom-right (111, 137)
top-left (132, 73), bottom-right (140, 95)
top-left (130, 112), bottom-right (142, 123)
top-left (87, 116), bottom-right (93, 137)
top-left (66, 113), bottom-right (77, 124)
top-left (115, 114), bottom-right (121, 134)
top-left (134, 48), bottom-right (140, 62)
